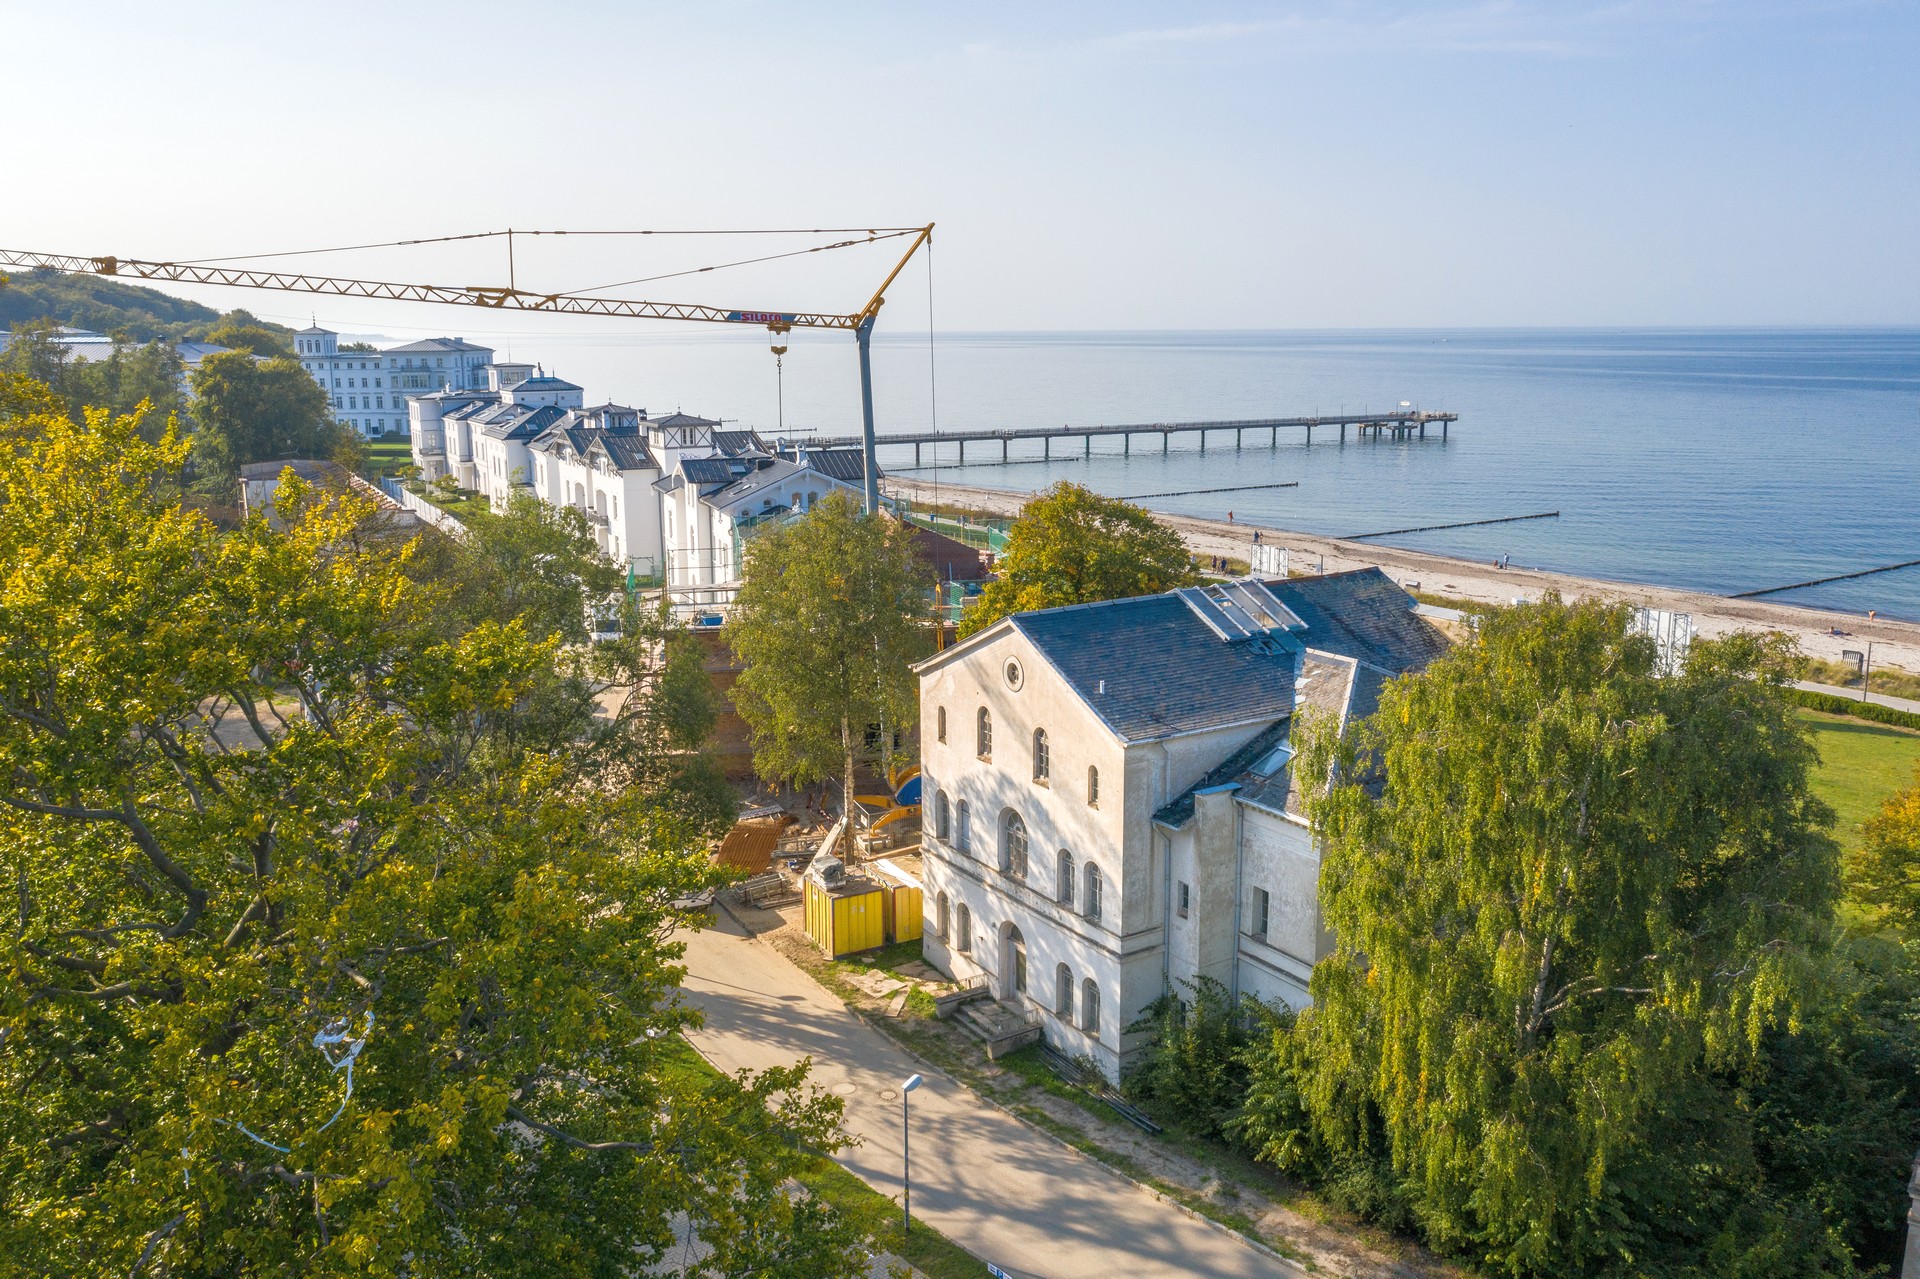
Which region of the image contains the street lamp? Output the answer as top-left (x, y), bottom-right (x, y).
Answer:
top-left (901, 1073), bottom-right (924, 1239)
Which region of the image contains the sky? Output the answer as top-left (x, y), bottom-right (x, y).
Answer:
top-left (3, 0), bottom-right (1916, 340)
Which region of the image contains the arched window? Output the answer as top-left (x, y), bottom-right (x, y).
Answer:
top-left (937, 706), bottom-right (947, 743)
top-left (1032, 728), bottom-right (1050, 782)
top-left (937, 891), bottom-right (951, 940)
top-left (1001, 810), bottom-right (1028, 880)
top-left (1084, 863), bottom-right (1103, 922)
top-left (1082, 980), bottom-right (1100, 1036)
top-left (1056, 963), bottom-right (1074, 1018)
top-left (976, 707), bottom-right (992, 758)
top-left (935, 791), bottom-right (951, 842)
top-left (1057, 849), bottom-right (1075, 907)
top-left (956, 903), bottom-right (972, 953)
top-left (1087, 765), bottom-right (1099, 807)
top-left (957, 800), bottom-right (972, 853)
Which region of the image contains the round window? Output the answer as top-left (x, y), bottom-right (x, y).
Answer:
top-left (1004, 658), bottom-right (1024, 691)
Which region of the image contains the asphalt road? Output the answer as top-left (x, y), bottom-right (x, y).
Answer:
top-left (679, 913), bottom-right (1295, 1279)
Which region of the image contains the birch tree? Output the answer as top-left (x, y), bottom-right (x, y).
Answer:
top-left (726, 493), bottom-right (930, 814)
top-left (1292, 595), bottom-right (1839, 1273)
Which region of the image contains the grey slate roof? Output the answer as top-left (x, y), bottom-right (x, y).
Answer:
top-left (594, 434), bottom-right (657, 472)
top-left (1153, 720), bottom-right (1292, 826)
top-left (682, 456), bottom-right (759, 486)
top-left (385, 337), bottom-right (492, 355)
top-left (1262, 569), bottom-right (1448, 674)
top-left (1010, 593), bottom-right (1301, 743)
top-left (995, 568), bottom-right (1439, 747)
top-left (480, 403), bottom-right (565, 441)
top-left (800, 448), bottom-right (870, 483)
top-left (710, 428), bottom-right (767, 456)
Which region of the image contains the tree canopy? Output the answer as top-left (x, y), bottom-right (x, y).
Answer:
top-left (0, 267), bottom-right (221, 341)
top-left (0, 317), bottom-right (186, 432)
top-left (726, 495), bottom-right (931, 810)
top-left (204, 310), bottom-right (295, 359)
top-left (1266, 597), bottom-right (1858, 1273)
top-left (0, 383), bottom-right (875, 1276)
top-left (1853, 763), bottom-right (1920, 935)
top-left (188, 349), bottom-right (351, 493)
top-left (958, 482), bottom-right (1194, 637)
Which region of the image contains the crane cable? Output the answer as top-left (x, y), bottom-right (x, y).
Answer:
top-left (173, 225), bottom-right (923, 266)
top-left (559, 229), bottom-right (921, 298)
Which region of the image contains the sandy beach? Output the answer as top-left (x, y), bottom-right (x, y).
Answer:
top-left (886, 475), bottom-right (1920, 675)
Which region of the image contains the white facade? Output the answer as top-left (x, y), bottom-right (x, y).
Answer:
top-left (293, 326), bottom-right (495, 440)
top-left (914, 573), bottom-right (1447, 1081)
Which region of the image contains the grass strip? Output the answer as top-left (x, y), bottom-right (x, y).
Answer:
top-left (666, 1033), bottom-right (988, 1279)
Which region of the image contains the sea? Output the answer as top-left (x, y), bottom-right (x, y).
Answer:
top-left (502, 327), bottom-right (1920, 621)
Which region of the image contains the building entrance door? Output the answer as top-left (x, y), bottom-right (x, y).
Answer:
top-left (1005, 925), bottom-right (1027, 998)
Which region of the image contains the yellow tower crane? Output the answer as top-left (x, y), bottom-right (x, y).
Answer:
top-left (0, 224), bottom-right (935, 513)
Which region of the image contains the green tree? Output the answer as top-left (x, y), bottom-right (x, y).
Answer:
top-left (1851, 764), bottom-right (1920, 934)
top-left (188, 349), bottom-right (345, 493)
top-left (727, 494), bottom-right (931, 813)
top-left (0, 391), bottom-right (876, 1276)
top-left (958, 482), bottom-right (1195, 637)
top-left (205, 309), bottom-right (295, 358)
top-left (1289, 596), bottom-right (1840, 1274)
top-left (414, 492), bottom-right (627, 647)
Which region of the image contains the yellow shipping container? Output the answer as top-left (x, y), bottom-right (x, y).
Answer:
top-left (885, 885), bottom-right (923, 944)
top-left (804, 877), bottom-right (886, 957)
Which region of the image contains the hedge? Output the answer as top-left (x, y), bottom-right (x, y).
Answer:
top-left (1786, 686), bottom-right (1920, 733)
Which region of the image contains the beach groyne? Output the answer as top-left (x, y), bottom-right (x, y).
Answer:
top-left (886, 475), bottom-right (1920, 674)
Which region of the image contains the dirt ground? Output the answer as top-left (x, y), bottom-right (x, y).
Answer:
top-left (886, 476), bottom-right (1920, 673)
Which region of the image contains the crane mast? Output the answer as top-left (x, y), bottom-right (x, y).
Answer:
top-left (0, 224), bottom-right (934, 513)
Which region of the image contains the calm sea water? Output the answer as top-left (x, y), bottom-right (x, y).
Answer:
top-left (521, 327), bottom-right (1920, 620)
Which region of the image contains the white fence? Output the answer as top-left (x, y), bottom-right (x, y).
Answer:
top-left (376, 477), bottom-right (468, 538)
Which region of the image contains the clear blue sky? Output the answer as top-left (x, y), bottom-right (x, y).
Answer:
top-left (3, 1), bottom-right (1915, 330)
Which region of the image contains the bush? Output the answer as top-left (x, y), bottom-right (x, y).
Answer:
top-left (1787, 686), bottom-right (1920, 732)
top-left (1123, 976), bottom-right (1257, 1140)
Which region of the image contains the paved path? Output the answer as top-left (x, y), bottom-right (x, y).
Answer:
top-left (679, 913), bottom-right (1295, 1279)
top-left (1794, 680), bottom-right (1920, 716)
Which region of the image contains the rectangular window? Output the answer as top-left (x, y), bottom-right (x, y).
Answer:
top-left (1253, 888), bottom-right (1270, 941)
top-left (1177, 881), bottom-right (1190, 918)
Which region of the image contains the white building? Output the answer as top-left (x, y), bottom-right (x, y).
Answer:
top-left (913, 570), bottom-right (1447, 1081)
top-left (0, 326), bottom-right (231, 389)
top-left (655, 438), bottom-right (869, 599)
top-left (292, 326), bottom-right (495, 439)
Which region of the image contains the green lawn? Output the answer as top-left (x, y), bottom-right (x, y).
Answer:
top-left (1799, 708), bottom-right (1920, 856)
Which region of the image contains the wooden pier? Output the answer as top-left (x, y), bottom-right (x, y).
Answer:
top-left (796, 410), bottom-right (1457, 466)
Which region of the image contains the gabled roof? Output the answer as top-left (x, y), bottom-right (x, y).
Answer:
top-left (653, 411), bottom-right (719, 429)
top-left (510, 375), bottom-right (582, 392)
top-left (1261, 569), bottom-right (1449, 674)
top-left (681, 455), bottom-right (758, 486)
top-left (384, 337), bottom-right (492, 355)
top-left (925, 567), bottom-right (1440, 747)
top-left (295, 325), bottom-right (334, 336)
top-left (592, 434), bottom-right (658, 472)
top-left (480, 403), bottom-right (565, 441)
top-left (797, 447), bottom-right (869, 483)
top-left (1010, 593), bottom-right (1302, 742)
top-left (710, 428), bottom-right (767, 456)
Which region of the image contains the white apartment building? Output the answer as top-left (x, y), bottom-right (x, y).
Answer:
top-left (913, 570), bottom-right (1447, 1081)
top-left (655, 435), bottom-right (868, 597)
top-left (406, 358), bottom-right (877, 588)
top-left (292, 326), bottom-right (495, 439)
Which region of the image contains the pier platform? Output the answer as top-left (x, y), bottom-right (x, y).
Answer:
top-left (797, 410), bottom-right (1457, 465)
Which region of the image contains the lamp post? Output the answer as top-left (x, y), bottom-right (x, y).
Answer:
top-left (901, 1073), bottom-right (924, 1239)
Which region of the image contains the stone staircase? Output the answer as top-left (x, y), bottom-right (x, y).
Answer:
top-left (952, 995), bottom-right (1042, 1059)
